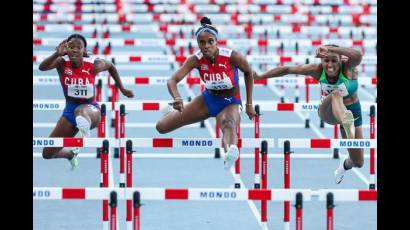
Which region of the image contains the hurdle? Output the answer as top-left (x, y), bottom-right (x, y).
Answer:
top-left (260, 140), bottom-right (268, 228)
top-left (33, 186), bottom-right (377, 229)
top-left (133, 191), bottom-right (141, 230)
top-left (34, 138), bottom-right (273, 229)
top-left (33, 54), bottom-right (378, 66)
top-left (284, 141), bottom-right (291, 230)
top-left (32, 100), bottom-right (377, 112)
top-left (295, 192), bottom-right (303, 230)
top-left (33, 137), bottom-right (274, 149)
top-left (327, 193), bottom-right (335, 230)
top-left (33, 75), bottom-right (377, 88)
top-left (278, 138), bottom-right (377, 229)
top-left (254, 105), bottom-right (261, 189)
top-left (97, 104), bottom-right (107, 158)
top-left (98, 134), bottom-right (135, 229)
top-left (235, 122), bottom-right (241, 188)
top-left (110, 191), bottom-right (117, 230)
top-left (100, 140), bottom-right (109, 230)
top-left (278, 138), bottom-right (377, 185)
top-left (33, 75), bottom-right (377, 109)
top-left (369, 105), bottom-right (376, 189)
top-left (32, 99), bottom-right (375, 191)
top-left (33, 187), bottom-right (377, 202)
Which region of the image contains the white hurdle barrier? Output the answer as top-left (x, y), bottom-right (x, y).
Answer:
top-left (33, 54), bottom-right (377, 65)
top-left (33, 137), bottom-right (274, 148)
top-left (33, 137), bottom-right (376, 149)
top-left (33, 75), bottom-right (378, 87)
top-left (277, 138), bottom-right (376, 149)
top-left (33, 38), bottom-right (377, 50)
top-left (33, 122), bottom-right (377, 129)
top-left (32, 100), bottom-right (377, 112)
top-left (33, 23), bottom-right (377, 36)
top-left (33, 187), bottom-right (377, 202)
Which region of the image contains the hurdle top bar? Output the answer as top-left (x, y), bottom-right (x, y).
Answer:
top-left (33, 76), bottom-right (377, 86)
top-left (33, 137), bottom-right (274, 148)
top-left (33, 187), bottom-right (377, 202)
top-left (32, 100), bottom-right (377, 112)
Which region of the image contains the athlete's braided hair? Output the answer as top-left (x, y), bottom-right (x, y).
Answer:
top-left (195, 17), bottom-right (218, 40)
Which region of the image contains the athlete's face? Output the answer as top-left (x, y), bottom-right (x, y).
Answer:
top-left (197, 32), bottom-right (218, 59)
top-left (321, 52), bottom-right (340, 77)
top-left (66, 38), bottom-right (85, 63)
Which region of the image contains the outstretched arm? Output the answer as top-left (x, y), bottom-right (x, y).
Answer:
top-left (231, 50), bottom-right (256, 120)
top-left (254, 64), bottom-right (322, 81)
top-left (94, 59), bottom-right (134, 98)
top-left (167, 55), bottom-right (197, 111)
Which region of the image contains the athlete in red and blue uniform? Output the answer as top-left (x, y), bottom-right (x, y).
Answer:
top-left (156, 17), bottom-right (256, 170)
top-left (38, 34), bottom-right (134, 169)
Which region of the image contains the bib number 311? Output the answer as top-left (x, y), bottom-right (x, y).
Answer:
top-left (68, 85), bottom-right (94, 99)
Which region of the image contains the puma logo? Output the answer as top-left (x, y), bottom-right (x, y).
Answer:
top-left (224, 97), bottom-right (232, 102)
top-left (219, 63), bottom-right (227, 68)
top-left (81, 69), bottom-right (90, 75)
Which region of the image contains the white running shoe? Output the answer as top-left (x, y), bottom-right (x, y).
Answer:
top-left (69, 148), bottom-right (80, 170)
top-left (341, 110), bottom-right (355, 139)
top-left (224, 145), bottom-right (239, 170)
top-left (76, 116), bottom-right (91, 137)
top-left (334, 157), bottom-right (347, 184)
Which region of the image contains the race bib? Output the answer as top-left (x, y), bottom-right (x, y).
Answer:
top-left (320, 83), bottom-right (349, 97)
top-left (67, 84), bottom-right (94, 99)
top-left (203, 72), bottom-right (233, 90)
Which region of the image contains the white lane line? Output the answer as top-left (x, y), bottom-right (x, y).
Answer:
top-left (268, 84), bottom-right (371, 186)
top-left (184, 85), bottom-right (266, 229)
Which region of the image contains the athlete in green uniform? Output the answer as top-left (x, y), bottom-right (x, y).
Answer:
top-left (253, 45), bottom-right (363, 184)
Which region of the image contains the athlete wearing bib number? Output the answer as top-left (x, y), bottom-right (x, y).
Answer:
top-left (196, 47), bottom-right (243, 117)
top-left (38, 34), bottom-right (134, 170)
top-left (156, 17), bottom-right (257, 170)
top-left (253, 44), bottom-right (364, 184)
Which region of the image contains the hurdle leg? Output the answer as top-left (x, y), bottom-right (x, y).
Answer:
top-left (327, 193), bottom-right (335, 230)
top-left (101, 140), bottom-right (109, 230)
top-left (333, 124), bottom-right (339, 159)
top-left (295, 192), bottom-right (303, 230)
top-left (254, 105), bottom-right (261, 188)
top-left (284, 141), bottom-right (291, 230)
top-left (126, 140), bottom-right (133, 230)
top-left (110, 191), bottom-right (117, 230)
top-left (369, 105), bottom-right (376, 189)
top-left (215, 120), bottom-right (221, 158)
top-left (260, 141), bottom-right (268, 228)
top-left (133, 191), bottom-right (141, 230)
top-left (234, 123), bottom-right (241, 188)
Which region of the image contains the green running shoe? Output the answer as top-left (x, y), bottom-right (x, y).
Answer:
top-left (69, 148), bottom-right (80, 171)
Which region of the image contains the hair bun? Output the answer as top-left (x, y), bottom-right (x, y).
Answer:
top-left (200, 17), bottom-right (212, 26)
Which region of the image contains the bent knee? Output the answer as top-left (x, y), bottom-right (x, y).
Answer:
top-left (330, 91), bottom-right (343, 99)
top-left (353, 160), bottom-right (364, 168)
top-left (42, 148), bottom-right (54, 159)
top-left (220, 118), bottom-right (236, 130)
top-left (156, 121), bottom-right (169, 134)
top-left (351, 154), bottom-right (364, 168)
